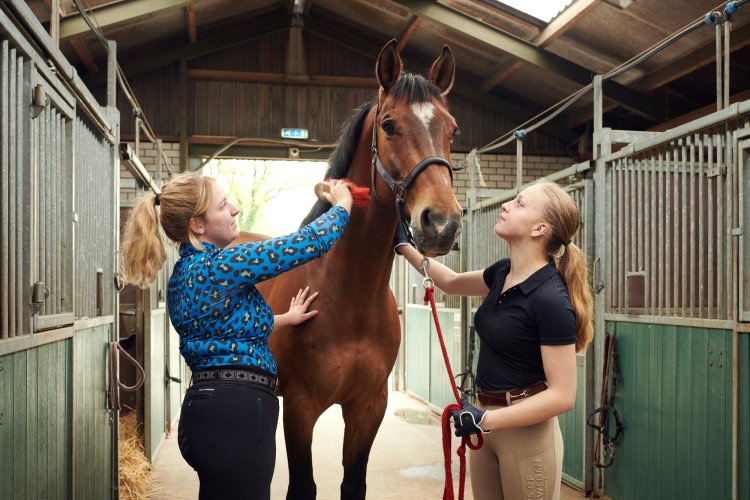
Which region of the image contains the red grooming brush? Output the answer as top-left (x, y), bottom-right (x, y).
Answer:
top-left (314, 178), bottom-right (371, 207)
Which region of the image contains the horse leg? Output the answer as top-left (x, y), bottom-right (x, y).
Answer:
top-left (340, 384), bottom-right (388, 500)
top-left (284, 394), bottom-right (325, 500)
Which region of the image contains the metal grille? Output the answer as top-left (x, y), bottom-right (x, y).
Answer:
top-left (604, 120), bottom-right (748, 320)
top-left (34, 102), bottom-right (73, 319)
top-left (405, 247), bottom-right (462, 309)
top-left (0, 41), bottom-right (31, 338)
top-left (74, 110), bottom-right (115, 318)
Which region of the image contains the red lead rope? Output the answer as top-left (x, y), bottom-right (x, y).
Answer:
top-left (423, 284), bottom-right (483, 500)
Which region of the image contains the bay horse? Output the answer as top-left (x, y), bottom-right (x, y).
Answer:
top-left (233, 40), bottom-right (463, 499)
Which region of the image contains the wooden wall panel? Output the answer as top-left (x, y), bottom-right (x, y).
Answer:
top-left (604, 322), bottom-right (733, 500)
top-left (72, 325), bottom-right (113, 500)
top-left (113, 29), bottom-right (569, 155)
top-left (117, 63), bottom-right (180, 137)
top-left (0, 340), bottom-right (71, 500)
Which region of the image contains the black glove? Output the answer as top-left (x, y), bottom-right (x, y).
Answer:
top-left (450, 400), bottom-right (489, 437)
top-left (393, 222), bottom-right (414, 254)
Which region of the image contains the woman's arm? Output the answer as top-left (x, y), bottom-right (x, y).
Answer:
top-left (274, 286), bottom-right (319, 329)
top-left (215, 205), bottom-right (349, 288)
top-left (398, 244), bottom-right (489, 296)
top-left (479, 344), bottom-right (577, 430)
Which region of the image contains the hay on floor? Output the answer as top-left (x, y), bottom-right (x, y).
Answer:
top-left (119, 412), bottom-right (155, 499)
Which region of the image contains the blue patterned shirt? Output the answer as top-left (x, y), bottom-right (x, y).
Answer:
top-left (167, 205), bottom-right (349, 374)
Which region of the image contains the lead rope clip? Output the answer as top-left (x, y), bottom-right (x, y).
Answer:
top-left (421, 257), bottom-right (434, 289)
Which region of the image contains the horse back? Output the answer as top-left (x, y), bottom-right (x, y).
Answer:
top-left (231, 231), bottom-right (272, 244)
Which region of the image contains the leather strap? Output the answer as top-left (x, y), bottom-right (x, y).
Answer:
top-left (193, 368), bottom-right (277, 392)
top-left (475, 381), bottom-right (548, 407)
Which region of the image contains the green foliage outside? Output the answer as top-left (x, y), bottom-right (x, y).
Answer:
top-left (205, 159), bottom-right (289, 232)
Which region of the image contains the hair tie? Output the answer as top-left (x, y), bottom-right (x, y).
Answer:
top-left (563, 239), bottom-right (571, 246)
top-left (154, 194), bottom-right (161, 206)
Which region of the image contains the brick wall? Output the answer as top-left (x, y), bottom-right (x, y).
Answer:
top-left (450, 152), bottom-right (573, 206)
top-left (120, 141), bottom-right (180, 207)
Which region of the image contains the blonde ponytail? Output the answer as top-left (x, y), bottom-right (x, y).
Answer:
top-left (121, 193), bottom-right (167, 288)
top-left (537, 181), bottom-right (594, 353)
top-left (557, 242), bottom-right (594, 352)
top-left (120, 172), bottom-right (215, 288)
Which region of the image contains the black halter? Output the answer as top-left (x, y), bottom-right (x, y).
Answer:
top-left (369, 103), bottom-right (454, 246)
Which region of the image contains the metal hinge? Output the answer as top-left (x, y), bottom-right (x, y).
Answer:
top-left (706, 165), bottom-right (726, 178)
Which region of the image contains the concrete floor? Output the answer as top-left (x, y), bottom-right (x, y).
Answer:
top-left (150, 391), bottom-right (587, 499)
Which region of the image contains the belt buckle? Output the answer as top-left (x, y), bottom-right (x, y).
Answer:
top-left (506, 389), bottom-right (528, 405)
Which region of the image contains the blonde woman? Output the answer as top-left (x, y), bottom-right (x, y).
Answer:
top-left (396, 181), bottom-right (593, 500)
top-left (121, 172), bottom-right (352, 500)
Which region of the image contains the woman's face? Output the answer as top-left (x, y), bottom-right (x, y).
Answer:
top-left (494, 184), bottom-right (547, 242)
top-left (194, 182), bottom-right (240, 248)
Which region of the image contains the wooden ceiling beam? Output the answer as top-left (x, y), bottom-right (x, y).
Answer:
top-left (482, 0), bottom-right (603, 93)
top-left (60, 0), bottom-right (190, 39)
top-left (187, 69), bottom-right (377, 88)
top-left (397, 15), bottom-right (422, 53)
top-left (648, 89), bottom-right (750, 132)
top-left (394, 0), bottom-right (668, 123)
top-left (303, 17), bottom-right (578, 144)
top-left (566, 101), bottom-right (617, 128)
top-left (85, 15), bottom-right (289, 87)
top-left (533, 0), bottom-right (601, 48)
top-left (185, 4), bottom-right (197, 44)
top-left (635, 22), bottom-right (750, 92)
top-left (481, 60), bottom-right (523, 93)
top-left (69, 36), bottom-right (98, 74)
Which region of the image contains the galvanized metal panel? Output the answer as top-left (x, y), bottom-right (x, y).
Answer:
top-left (559, 353), bottom-right (587, 489)
top-left (0, 340), bottom-right (71, 500)
top-left (145, 308), bottom-right (167, 460)
top-left (31, 68), bottom-right (74, 329)
top-left (74, 110), bottom-right (116, 319)
top-left (604, 120), bottom-right (742, 321)
top-left (405, 305), bottom-right (431, 402)
top-left (168, 323), bottom-right (184, 426)
top-left (72, 325), bottom-right (113, 500)
top-left (740, 334), bottom-right (749, 500)
top-left (605, 321), bottom-right (732, 500)
top-left (740, 134), bottom-right (750, 322)
top-left (0, 40), bottom-right (32, 339)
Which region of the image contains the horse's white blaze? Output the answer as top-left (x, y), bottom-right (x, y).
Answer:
top-left (411, 102), bottom-right (435, 130)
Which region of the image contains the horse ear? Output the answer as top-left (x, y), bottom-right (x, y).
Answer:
top-left (376, 39), bottom-right (402, 92)
top-left (428, 45), bottom-right (455, 96)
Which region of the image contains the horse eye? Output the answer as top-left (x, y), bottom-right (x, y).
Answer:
top-left (381, 121), bottom-right (396, 137)
top-left (451, 128), bottom-right (460, 143)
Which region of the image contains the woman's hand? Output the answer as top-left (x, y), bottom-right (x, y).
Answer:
top-left (274, 287), bottom-right (319, 329)
top-left (320, 179), bottom-right (353, 213)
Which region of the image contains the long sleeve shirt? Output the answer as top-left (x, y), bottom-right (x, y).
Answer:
top-left (167, 205), bottom-right (349, 374)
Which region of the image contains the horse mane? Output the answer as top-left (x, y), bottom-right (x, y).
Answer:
top-left (300, 74), bottom-right (444, 227)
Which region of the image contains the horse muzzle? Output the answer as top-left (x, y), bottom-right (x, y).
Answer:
top-left (411, 210), bottom-right (462, 257)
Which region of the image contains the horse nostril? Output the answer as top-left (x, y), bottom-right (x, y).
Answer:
top-left (420, 208), bottom-right (433, 231)
top-left (420, 208), bottom-right (453, 235)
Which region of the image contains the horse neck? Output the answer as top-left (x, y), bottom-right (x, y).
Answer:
top-left (322, 112), bottom-right (399, 289)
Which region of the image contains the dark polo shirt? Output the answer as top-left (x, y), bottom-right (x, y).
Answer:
top-left (474, 258), bottom-right (575, 391)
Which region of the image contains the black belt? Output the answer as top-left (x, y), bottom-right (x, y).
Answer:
top-left (192, 368), bottom-right (277, 392)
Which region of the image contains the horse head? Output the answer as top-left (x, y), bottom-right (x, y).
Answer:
top-left (373, 39), bottom-right (463, 257)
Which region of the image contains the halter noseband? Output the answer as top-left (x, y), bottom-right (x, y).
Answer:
top-left (370, 102), bottom-right (454, 246)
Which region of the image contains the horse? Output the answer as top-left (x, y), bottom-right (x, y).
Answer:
top-left (232, 39), bottom-right (463, 499)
